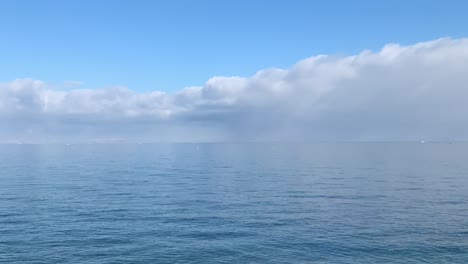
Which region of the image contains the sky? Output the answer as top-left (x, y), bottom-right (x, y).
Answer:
top-left (1, 0), bottom-right (468, 143)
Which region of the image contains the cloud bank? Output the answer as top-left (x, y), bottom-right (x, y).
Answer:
top-left (1, 38), bottom-right (468, 143)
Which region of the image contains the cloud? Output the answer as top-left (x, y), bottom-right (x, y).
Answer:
top-left (1, 38), bottom-right (468, 143)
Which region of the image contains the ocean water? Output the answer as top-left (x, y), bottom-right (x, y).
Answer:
top-left (1, 143), bottom-right (468, 263)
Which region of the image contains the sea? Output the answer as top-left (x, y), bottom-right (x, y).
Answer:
top-left (1, 143), bottom-right (467, 263)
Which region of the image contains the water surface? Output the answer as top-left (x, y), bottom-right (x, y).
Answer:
top-left (1, 143), bottom-right (468, 263)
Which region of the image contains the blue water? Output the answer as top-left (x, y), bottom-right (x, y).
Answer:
top-left (1, 143), bottom-right (468, 263)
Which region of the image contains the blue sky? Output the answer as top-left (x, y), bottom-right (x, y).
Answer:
top-left (2, 1), bottom-right (468, 143)
top-left (1, 0), bottom-right (467, 92)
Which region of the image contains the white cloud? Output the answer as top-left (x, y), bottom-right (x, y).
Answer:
top-left (1, 38), bottom-right (468, 142)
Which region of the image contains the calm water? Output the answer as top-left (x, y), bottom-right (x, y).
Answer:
top-left (1, 143), bottom-right (468, 263)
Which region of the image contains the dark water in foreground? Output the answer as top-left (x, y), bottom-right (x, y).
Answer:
top-left (1, 143), bottom-right (468, 263)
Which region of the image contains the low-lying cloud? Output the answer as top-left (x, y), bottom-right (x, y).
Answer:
top-left (1, 38), bottom-right (468, 143)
